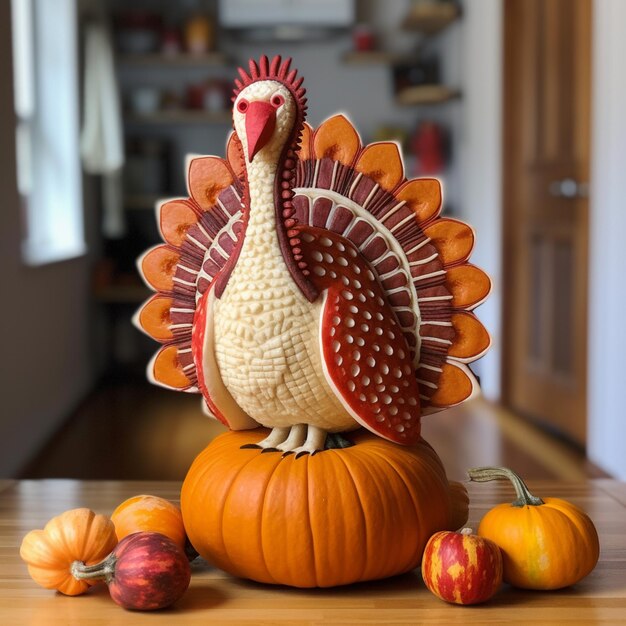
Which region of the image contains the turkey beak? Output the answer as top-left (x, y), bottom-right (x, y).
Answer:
top-left (245, 101), bottom-right (276, 162)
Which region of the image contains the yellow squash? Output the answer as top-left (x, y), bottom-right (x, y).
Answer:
top-left (468, 467), bottom-right (599, 590)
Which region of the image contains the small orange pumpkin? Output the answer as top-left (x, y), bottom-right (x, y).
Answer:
top-left (111, 495), bottom-right (187, 551)
top-left (181, 429), bottom-right (468, 588)
top-left (19, 508), bottom-right (117, 596)
top-left (468, 467), bottom-right (600, 590)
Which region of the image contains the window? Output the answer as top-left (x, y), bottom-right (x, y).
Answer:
top-left (11, 0), bottom-right (85, 265)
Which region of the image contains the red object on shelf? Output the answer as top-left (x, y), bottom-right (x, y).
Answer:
top-left (115, 11), bottom-right (162, 54)
top-left (161, 27), bottom-right (182, 56)
top-left (353, 24), bottom-right (376, 52)
top-left (411, 121), bottom-right (446, 175)
top-left (186, 84), bottom-right (206, 110)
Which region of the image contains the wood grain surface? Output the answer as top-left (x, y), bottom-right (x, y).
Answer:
top-left (1, 479), bottom-right (625, 624)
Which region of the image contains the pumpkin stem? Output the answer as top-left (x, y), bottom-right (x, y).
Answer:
top-left (71, 554), bottom-right (117, 584)
top-left (467, 466), bottom-right (544, 507)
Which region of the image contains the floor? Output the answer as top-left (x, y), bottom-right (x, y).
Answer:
top-left (21, 377), bottom-right (606, 482)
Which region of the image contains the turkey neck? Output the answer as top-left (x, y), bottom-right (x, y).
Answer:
top-left (246, 154), bottom-right (281, 256)
top-left (226, 149), bottom-right (298, 300)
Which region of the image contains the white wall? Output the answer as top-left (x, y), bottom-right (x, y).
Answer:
top-left (0, 1), bottom-right (97, 477)
top-left (588, 0), bottom-right (626, 479)
top-left (458, 0), bottom-right (503, 400)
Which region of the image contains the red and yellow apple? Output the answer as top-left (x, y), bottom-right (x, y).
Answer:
top-left (421, 528), bottom-right (503, 605)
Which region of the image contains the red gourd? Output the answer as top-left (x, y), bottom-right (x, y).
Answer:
top-left (422, 528), bottom-right (503, 605)
top-left (72, 531), bottom-right (190, 610)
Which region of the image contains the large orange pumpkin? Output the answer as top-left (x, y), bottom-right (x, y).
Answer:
top-left (181, 429), bottom-right (468, 588)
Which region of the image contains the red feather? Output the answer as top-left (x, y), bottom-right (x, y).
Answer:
top-left (298, 225), bottom-right (422, 444)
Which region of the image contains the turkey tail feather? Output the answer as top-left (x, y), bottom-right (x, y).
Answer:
top-left (293, 114), bottom-right (491, 412)
top-left (133, 154), bottom-right (245, 398)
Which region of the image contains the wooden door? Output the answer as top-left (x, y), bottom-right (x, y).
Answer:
top-left (502, 0), bottom-right (591, 445)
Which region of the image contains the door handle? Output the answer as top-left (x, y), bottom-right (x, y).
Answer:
top-left (549, 178), bottom-right (589, 199)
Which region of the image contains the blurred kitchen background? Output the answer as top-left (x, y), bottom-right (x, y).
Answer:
top-left (1, 0), bottom-right (624, 481)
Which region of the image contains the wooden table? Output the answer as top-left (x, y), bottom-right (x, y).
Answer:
top-left (1, 479), bottom-right (625, 624)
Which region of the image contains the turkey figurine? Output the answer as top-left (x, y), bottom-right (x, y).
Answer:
top-left (135, 56), bottom-right (491, 456)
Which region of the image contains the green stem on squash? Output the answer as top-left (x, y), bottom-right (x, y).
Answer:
top-left (467, 466), bottom-right (544, 508)
top-left (70, 554), bottom-right (117, 584)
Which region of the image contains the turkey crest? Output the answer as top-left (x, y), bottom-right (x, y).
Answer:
top-left (135, 56), bottom-right (491, 455)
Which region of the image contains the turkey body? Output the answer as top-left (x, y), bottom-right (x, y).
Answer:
top-left (213, 154), bottom-right (354, 433)
top-left (213, 255), bottom-right (353, 432)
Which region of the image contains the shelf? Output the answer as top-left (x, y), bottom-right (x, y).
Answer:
top-left (343, 50), bottom-right (407, 65)
top-left (124, 110), bottom-right (232, 125)
top-left (117, 52), bottom-right (231, 67)
top-left (402, 2), bottom-right (460, 35)
top-left (396, 84), bottom-right (460, 106)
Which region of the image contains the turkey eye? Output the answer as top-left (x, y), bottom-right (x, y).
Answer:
top-left (237, 99), bottom-right (249, 113)
top-left (271, 93), bottom-right (285, 108)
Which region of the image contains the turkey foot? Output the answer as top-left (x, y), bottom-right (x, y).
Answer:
top-left (276, 424), bottom-right (307, 455)
top-left (293, 425), bottom-right (327, 458)
top-left (241, 427), bottom-right (290, 451)
top-left (241, 425), bottom-right (345, 456)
